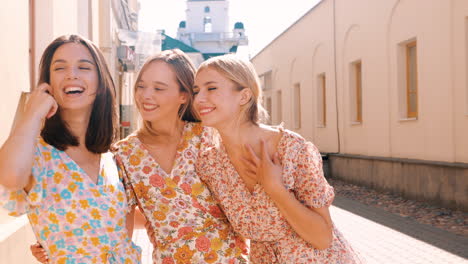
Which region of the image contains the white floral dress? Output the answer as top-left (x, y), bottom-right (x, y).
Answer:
top-left (197, 128), bottom-right (363, 264)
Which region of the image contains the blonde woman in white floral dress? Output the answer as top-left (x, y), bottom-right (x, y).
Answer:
top-left (193, 55), bottom-right (363, 264)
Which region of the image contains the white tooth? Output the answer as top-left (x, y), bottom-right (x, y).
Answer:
top-left (200, 108), bottom-right (213, 114)
top-left (65, 87), bottom-right (84, 93)
top-left (142, 104), bottom-right (157, 110)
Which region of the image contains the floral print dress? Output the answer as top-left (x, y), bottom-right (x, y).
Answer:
top-left (197, 128), bottom-right (362, 264)
top-left (0, 138), bottom-right (141, 264)
top-left (113, 122), bottom-right (248, 264)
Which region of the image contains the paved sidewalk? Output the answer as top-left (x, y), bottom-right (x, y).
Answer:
top-left (331, 196), bottom-right (468, 264)
top-left (133, 196), bottom-right (468, 264)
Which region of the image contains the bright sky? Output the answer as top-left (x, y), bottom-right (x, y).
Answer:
top-left (138, 0), bottom-right (322, 58)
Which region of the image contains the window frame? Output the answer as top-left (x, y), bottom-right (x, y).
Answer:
top-left (317, 74), bottom-right (327, 127)
top-left (406, 41), bottom-right (418, 118)
top-left (293, 83), bottom-right (301, 129)
top-left (355, 61), bottom-right (362, 123)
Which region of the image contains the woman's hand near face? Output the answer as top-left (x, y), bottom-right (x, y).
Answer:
top-left (25, 83), bottom-right (58, 122)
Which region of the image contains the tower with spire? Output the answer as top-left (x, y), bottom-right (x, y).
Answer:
top-left (176, 0), bottom-right (248, 59)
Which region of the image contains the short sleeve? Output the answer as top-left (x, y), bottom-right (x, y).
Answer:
top-left (114, 153), bottom-right (137, 209)
top-left (0, 143), bottom-right (47, 216)
top-left (293, 141), bottom-right (334, 208)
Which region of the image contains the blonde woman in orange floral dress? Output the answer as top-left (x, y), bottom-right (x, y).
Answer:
top-left (193, 55), bottom-right (362, 263)
top-left (112, 49), bottom-right (248, 264)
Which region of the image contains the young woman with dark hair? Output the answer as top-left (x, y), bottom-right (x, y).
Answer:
top-left (38, 34), bottom-right (118, 153)
top-left (0, 34), bottom-right (141, 264)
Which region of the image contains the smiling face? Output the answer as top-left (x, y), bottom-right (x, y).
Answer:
top-left (134, 60), bottom-right (187, 123)
top-left (193, 67), bottom-right (245, 128)
top-left (49, 43), bottom-right (99, 111)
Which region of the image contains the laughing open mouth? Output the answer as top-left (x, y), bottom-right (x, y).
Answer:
top-left (64, 87), bottom-right (84, 94)
top-left (142, 103), bottom-right (158, 111)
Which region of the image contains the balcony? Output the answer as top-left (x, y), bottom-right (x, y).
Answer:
top-left (188, 32), bottom-right (248, 45)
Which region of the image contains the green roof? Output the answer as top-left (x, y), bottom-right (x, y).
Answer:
top-left (161, 34), bottom-right (200, 53)
top-left (202, 53), bottom-right (227, 60)
top-left (234, 22), bottom-right (244, 29)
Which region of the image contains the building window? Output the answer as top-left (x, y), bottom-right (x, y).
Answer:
top-left (350, 60), bottom-right (362, 123)
top-left (276, 90), bottom-right (282, 123)
top-left (260, 72), bottom-right (272, 90)
top-left (293, 83), bottom-right (301, 129)
top-left (203, 16), bottom-right (212, 33)
top-left (265, 96), bottom-right (272, 124)
top-left (263, 71), bottom-right (272, 90)
top-left (406, 41), bottom-right (418, 118)
top-left (317, 74), bottom-right (326, 127)
top-left (204, 6), bottom-right (210, 13)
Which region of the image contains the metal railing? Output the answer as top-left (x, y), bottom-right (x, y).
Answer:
top-left (188, 32), bottom-right (248, 43)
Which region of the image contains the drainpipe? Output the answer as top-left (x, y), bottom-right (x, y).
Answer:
top-left (323, 0), bottom-right (340, 179)
top-left (29, 0), bottom-right (36, 90)
top-left (332, 0), bottom-right (341, 154)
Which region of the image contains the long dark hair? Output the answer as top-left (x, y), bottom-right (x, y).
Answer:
top-left (39, 34), bottom-right (118, 153)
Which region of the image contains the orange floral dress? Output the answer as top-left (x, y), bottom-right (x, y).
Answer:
top-left (197, 128), bottom-right (362, 264)
top-left (113, 122), bottom-right (248, 264)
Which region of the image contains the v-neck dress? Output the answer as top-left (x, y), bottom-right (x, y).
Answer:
top-left (113, 122), bottom-right (249, 264)
top-left (0, 137), bottom-right (141, 264)
top-left (196, 128), bottom-right (362, 264)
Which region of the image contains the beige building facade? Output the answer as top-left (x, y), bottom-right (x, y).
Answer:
top-left (0, 1), bottom-right (139, 262)
top-left (252, 0), bottom-right (468, 210)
